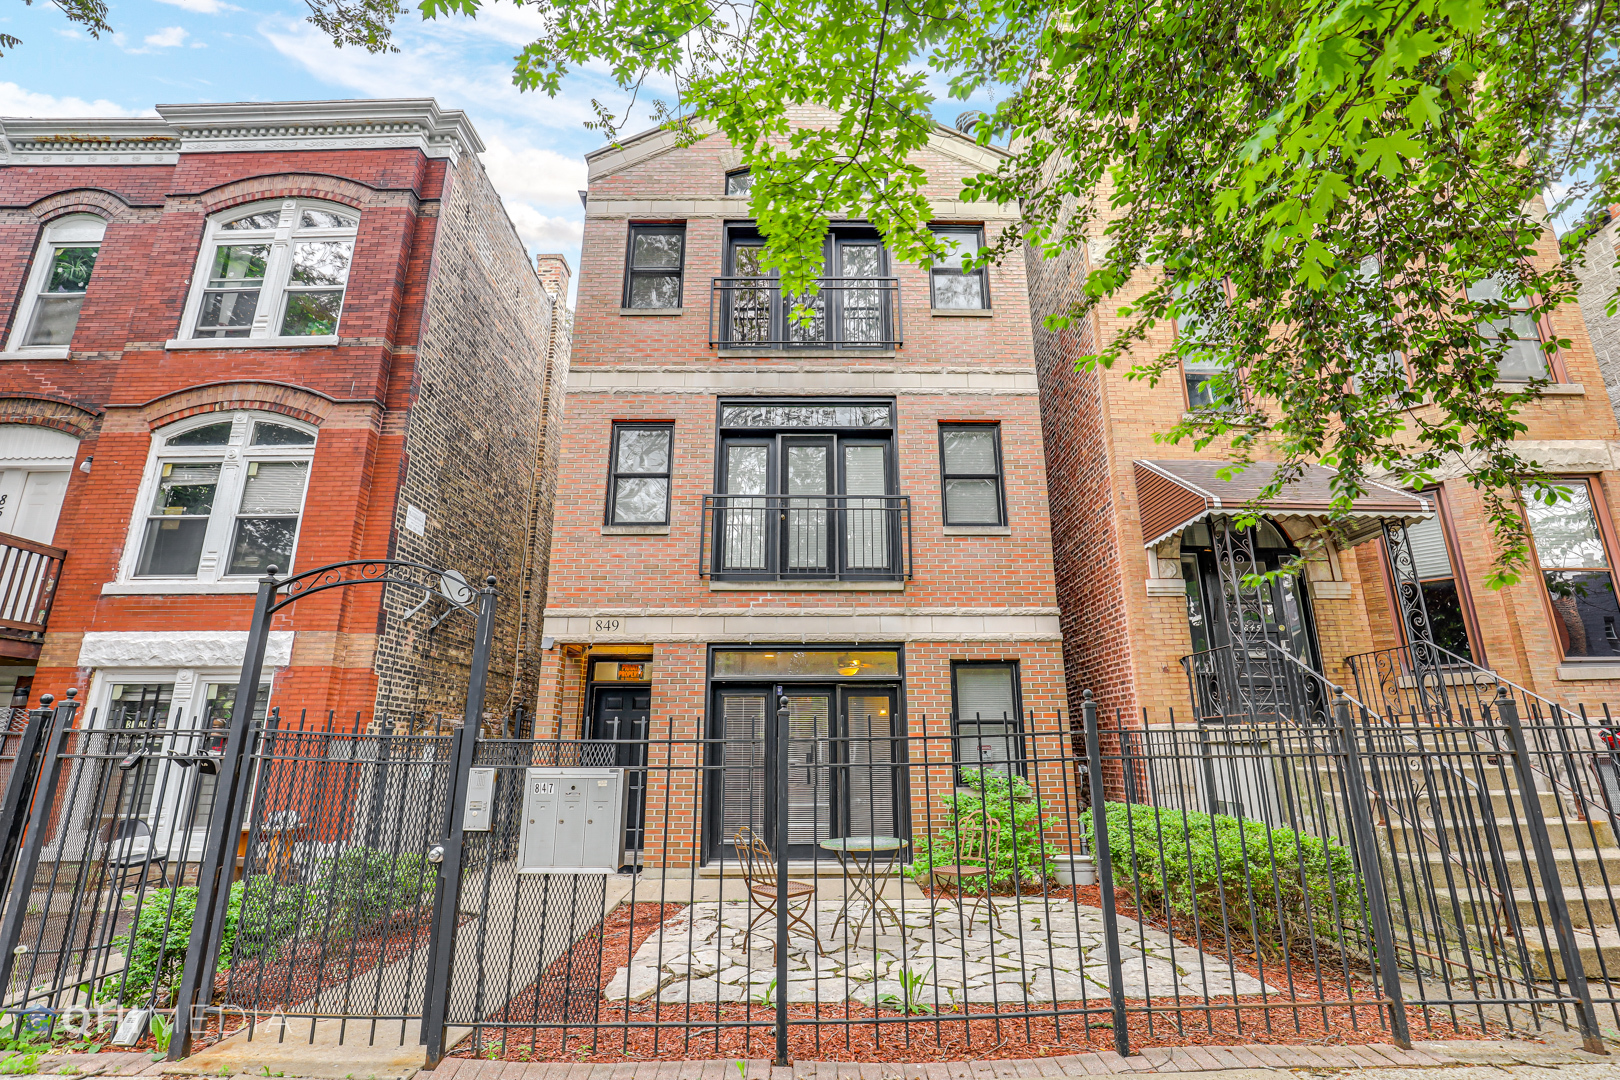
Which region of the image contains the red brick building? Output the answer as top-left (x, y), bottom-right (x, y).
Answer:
top-left (0, 98), bottom-right (566, 744)
top-left (1024, 197), bottom-right (1620, 727)
top-left (534, 114), bottom-right (1069, 867)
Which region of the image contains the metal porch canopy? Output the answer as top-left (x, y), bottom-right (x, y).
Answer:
top-left (1134, 458), bottom-right (1432, 549)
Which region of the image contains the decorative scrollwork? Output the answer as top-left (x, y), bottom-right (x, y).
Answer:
top-left (267, 559), bottom-right (488, 618)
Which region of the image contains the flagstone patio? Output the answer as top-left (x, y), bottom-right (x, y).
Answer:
top-left (604, 898), bottom-right (1274, 1006)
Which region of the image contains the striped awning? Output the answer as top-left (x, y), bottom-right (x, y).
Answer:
top-left (1134, 459), bottom-right (1432, 549)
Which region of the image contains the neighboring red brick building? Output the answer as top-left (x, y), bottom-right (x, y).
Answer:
top-left (0, 98), bottom-right (566, 744)
top-left (535, 113), bottom-right (1069, 867)
top-left (1025, 196), bottom-right (1620, 726)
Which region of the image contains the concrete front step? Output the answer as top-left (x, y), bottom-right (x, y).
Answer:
top-left (1420, 845), bottom-right (1620, 888)
top-left (1382, 815), bottom-right (1618, 851)
top-left (1522, 923), bottom-right (1620, 979)
top-left (1451, 885), bottom-right (1620, 928)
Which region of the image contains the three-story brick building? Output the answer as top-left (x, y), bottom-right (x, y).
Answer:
top-left (0, 98), bottom-right (566, 745)
top-left (535, 114), bottom-right (1068, 866)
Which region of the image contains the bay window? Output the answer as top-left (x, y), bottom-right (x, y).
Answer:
top-left (128, 413), bottom-right (314, 584)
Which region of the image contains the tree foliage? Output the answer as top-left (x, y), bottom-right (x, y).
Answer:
top-left (4, 0), bottom-right (113, 56)
top-left (309, 0), bottom-right (1618, 581)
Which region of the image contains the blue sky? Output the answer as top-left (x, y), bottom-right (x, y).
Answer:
top-left (0, 0), bottom-right (660, 290)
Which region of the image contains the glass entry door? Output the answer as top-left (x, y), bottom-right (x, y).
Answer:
top-left (710, 684), bottom-right (903, 860)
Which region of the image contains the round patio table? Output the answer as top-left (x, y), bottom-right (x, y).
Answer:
top-left (819, 835), bottom-right (908, 941)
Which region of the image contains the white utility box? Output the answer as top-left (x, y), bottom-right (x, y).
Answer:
top-left (463, 767), bottom-right (495, 831)
top-left (517, 767), bottom-right (626, 873)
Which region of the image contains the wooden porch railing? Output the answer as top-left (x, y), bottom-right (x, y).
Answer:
top-left (0, 531), bottom-right (65, 633)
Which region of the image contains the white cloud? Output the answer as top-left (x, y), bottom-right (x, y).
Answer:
top-left (155, 0), bottom-right (237, 12)
top-left (503, 203), bottom-right (583, 251)
top-left (143, 26), bottom-right (190, 49)
top-left (480, 133), bottom-right (588, 209)
top-left (0, 82), bottom-right (151, 118)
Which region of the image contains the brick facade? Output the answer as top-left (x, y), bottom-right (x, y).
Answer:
top-left (0, 99), bottom-right (565, 729)
top-left (537, 115), bottom-right (1071, 867)
top-left (1026, 196), bottom-right (1620, 723)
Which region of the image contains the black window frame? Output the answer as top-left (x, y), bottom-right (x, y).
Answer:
top-left (950, 660), bottom-right (1026, 779)
top-left (622, 223), bottom-right (687, 310)
top-left (605, 422), bottom-right (675, 526)
top-left (724, 169), bottom-right (752, 196)
top-left (938, 422), bottom-right (1006, 526)
top-left (928, 225), bottom-right (990, 311)
top-left (718, 223), bottom-right (894, 349)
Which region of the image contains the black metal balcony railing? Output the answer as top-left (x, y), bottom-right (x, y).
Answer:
top-left (700, 494), bottom-right (912, 582)
top-left (708, 276), bottom-right (903, 349)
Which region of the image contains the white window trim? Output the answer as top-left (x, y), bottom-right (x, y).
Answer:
top-left (172, 198), bottom-right (357, 346)
top-left (1, 214), bottom-right (106, 359)
top-left (113, 411), bottom-right (315, 591)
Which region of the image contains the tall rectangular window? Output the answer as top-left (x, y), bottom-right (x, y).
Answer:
top-left (929, 226), bottom-right (988, 310)
top-left (607, 424), bottom-right (673, 525)
top-left (6, 215), bottom-right (105, 352)
top-left (1175, 282), bottom-right (1232, 409)
top-left (952, 662), bottom-right (1024, 774)
top-left (939, 424), bottom-right (1005, 525)
top-left (623, 225), bottom-right (685, 309)
top-left (1524, 479), bottom-right (1620, 659)
top-left (1468, 275), bottom-right (1548, 381)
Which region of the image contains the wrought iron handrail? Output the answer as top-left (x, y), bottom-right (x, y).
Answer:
top-left (0, 530), bottom-right (65, 634)
top-left (699, 494), bottom-right (913, 582)
top-left (1179, 641), bottom-right (1330, 725)
top-left (1345, 641), bottom-right (1612, 824)
top-left (708, 276), bottom-right (903, 349)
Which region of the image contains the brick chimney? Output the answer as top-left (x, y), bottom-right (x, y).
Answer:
top-left (535, 254), bottom-right (572, 305)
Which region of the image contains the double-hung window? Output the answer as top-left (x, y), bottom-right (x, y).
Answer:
top-left (6, 215), bottom-right (105, 354)
top-left (952, 662), bottom-right (1025, 775)
top-left (929, 226), bottom-right (989, 310)
top-left (183, 201), bottom-right (356, 342)
top-left (129, 412), bottom-right (314, 584)
top-left (1524, 479), bottom-right (1620, 660)
top-left (623, 224), bottom-right (686, 309)
top-left (607, 424), bottom-right (673, 525)
top-left (1467, 275), bottom-right (1549, 381)
top-left (1174, 282), bottom-right (1234, 409)
top-left (939, 424), bottom-right (1005, 525)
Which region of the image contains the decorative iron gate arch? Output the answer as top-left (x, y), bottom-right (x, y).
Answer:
top-left (170, 558), bottom-right (497, 1059)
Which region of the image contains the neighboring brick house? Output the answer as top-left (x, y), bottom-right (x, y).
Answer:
top-left (534, 114), bottom-right (1068, 867)
top-left (0, 98), bottom-right (566, 745)
top-left (1574, 205), bottom-right (1620, 419)
top-left (1025, 197), bottom-right (1620, 725)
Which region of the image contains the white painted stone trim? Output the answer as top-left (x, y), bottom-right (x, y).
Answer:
top-left (77, 631), bottom-right (295, 669)
top-left (540, 611), bottom-right (1062, 643)
top-left (566, 367), bottom-right (1038, 395)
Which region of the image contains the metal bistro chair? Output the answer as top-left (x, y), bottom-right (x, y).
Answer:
top-left (99, 819), bottom-right (170, 891)
top-left (732, 827), bottom-right (824, 954)
top-left (928, 807), bottom-right (1002, 927)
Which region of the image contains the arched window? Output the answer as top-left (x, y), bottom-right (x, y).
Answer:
top-left (123, 412), bottom-right (315, 584)
top-left (181, 200), bottom-right (357, 343)
top-left (5, 214), bottom-right (106, 354)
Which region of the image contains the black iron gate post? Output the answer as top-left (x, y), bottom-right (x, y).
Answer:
top-left (0, 692), bottom-right (79, 1002)
top-left (422, 576), bottom-right (497, 1068)
top-left (1331, 689), bottom-right (1411, 1050)
top-left (1495, 689), bottom-right (1607, 1054)
top-left (773, 688), bottom-right (790, 1067)
top-left (1082, 691), bottom-right (1131, 1057)
top-left (0, 696), bottom-right (69, 912)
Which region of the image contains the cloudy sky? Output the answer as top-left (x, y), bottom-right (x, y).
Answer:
top-left (0, 0), bottom-right (675, 293)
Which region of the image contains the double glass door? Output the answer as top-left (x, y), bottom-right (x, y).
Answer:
top-left (725, 234), bottom-right (888, 348)
top-left (718, 435), bottom-right (894, 579)
top-left (711, 684), bottom-right (902, 860)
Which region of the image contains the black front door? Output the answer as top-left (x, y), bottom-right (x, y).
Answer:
top-left (590, 686), bottom-right (650, 854)
top-left (710, 684), bottom-right (902, 860)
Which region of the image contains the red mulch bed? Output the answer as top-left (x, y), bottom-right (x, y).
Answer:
top-left (453, 889), bottom-right (1513, 1063)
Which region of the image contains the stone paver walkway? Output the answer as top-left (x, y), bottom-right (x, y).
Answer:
top-left (606, 898), bottom-right (1272, 1006)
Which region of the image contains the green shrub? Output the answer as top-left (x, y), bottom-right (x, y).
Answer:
top-left (911, 769), bottom-right (1063, 892)
top-left (1083, 802), bottom-right (1364, 955)
top-left (304, 848), bottom-right (432, 939)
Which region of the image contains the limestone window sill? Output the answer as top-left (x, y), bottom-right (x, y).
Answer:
top-left (165, 336), bottom-right (339, 350)
top-left (619, 308), bottom-right (684, 316)
top-left (1495, 381), bottom-right (1584, 395)
top-left (929, 308), bottom-right (993, 317)
top-left (602, 524), bottom-right (670, 535)
top-left (708, 580), bottom-right (906, 592)
top-left (1145, 579), bottom-right (1183, 597)
top-left (942, 525), bottom-right (1012, 535)
top-left (1556, 662), bottom-right (1620, 680)
top-left (102, 580), bottom-right (263, 595)
top-left (0, 347), bottom-right (69, 360)
top-left (717, 349), bottom-right (897, 359)
top-left (1311, 581), bottom-right (1353, 599)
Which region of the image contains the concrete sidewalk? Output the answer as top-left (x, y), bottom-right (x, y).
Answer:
top-left (13, 1037), bottom-right (1612, 1080)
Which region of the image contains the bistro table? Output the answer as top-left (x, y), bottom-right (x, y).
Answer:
top-left (819, 835), bottom-right (908, 940)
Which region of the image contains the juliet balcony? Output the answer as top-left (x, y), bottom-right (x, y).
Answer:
top-left (708, 276), bottom-right (904, 350)
top-left (699, 495), bottom-right (913, 583)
